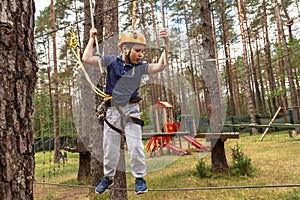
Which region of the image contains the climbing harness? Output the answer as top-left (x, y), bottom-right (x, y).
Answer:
top-left (96, 97), bottom-right (145, 136)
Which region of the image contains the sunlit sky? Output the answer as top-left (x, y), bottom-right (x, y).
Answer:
top-left (34, 0), bottom-right (48, 17)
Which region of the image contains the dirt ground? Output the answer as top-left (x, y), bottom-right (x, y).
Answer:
top-left (34, 185), bottom-right (91, 200)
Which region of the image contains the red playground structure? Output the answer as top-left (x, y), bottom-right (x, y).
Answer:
top-left (145, 101), bottom-right (210, 156)
top-left (181, 135), bottom-right (211, 151)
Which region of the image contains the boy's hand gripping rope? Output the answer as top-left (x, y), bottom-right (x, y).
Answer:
top-left (161, 0), bottom-right (168, 68)
top-left (89, 0), bottom-right (103, 74)
top-left (69, 30), bottom-right (111, 101)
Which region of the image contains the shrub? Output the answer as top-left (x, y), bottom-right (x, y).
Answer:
top-left (196, 158), bottom-right (212, 178)
top-left (231, 144), bottom-right (255, 177)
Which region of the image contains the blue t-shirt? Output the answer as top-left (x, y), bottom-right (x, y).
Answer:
top-left (102, 55), bottom-right (149, 106)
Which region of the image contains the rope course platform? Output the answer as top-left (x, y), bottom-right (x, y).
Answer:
top-left (142, 131), bottom-right (190, 139)
top-left (195, 132), bottom-right (239, 141)
top-left (224, 107), bottom-right (300, 141)
top-left (224, 123), bottom-right (300, 129)
top-left (33, 182), bottom-right (300, 191)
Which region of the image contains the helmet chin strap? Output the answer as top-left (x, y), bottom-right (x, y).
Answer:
top-left (125, 49), bottom-right (134, 65)
top-left (124, 48), bottom-right (136, 75)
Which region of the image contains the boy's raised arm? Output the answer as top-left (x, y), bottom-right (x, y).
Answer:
top-left (82, 27), bottom-right (101, 67)
top-left (148, 28), bottom-right (170, 74)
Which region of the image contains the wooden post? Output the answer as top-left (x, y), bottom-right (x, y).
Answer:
top-left (192, 118), bottom-right (196, 136)
top-left (155, 108), bottom-right (160, 133)
top-left (282, 108), bottom-right (293, 137)
top-left (163, 107), bottom-right (168, 132)
top-left (260, 107), bottom-right (282, 141)
top-left (169, 108), bottom-right (174, 125)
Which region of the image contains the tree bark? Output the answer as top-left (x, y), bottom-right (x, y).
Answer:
top-left (280, 0), bottom-right (293, 42)
top-left (274, 0), bottom-right (300, 133)
top-left (183, 1), bottom-right (197, 97)
top-left (262, 0), bottom-right (277, 113)
top-left (89, 0), bottom-right (105, 187)
top-left (50, 0), bottom-right (61, 163)
top-left (199, 0), bottom-right (229, 172)
top-left (77, 151), bottom-right (91, 181)
top-left (255, 35), bottom-right (267, 113)
top-left (101, 0), bottom-right (127, 199)
top-left (243, 10), bottom-right (263, 114)
top-left (0, 0), bottom-right (38, 199)
top-left (220, 1), bottom-right (236, 116)
top-left (237, 0), bottom-right (258, 134)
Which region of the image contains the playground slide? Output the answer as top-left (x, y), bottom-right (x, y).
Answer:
top-left (165, 143), bottom-right (190, 155)
top-left (181, 136), bottom-right (211, 151)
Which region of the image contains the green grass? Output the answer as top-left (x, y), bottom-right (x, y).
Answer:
top-left (34, 131), bottom-right (300, 200)
top-left (34, 151), bottom-right (79, 182)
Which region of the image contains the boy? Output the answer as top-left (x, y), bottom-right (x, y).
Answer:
top-left (82, 27), bottom-right (169, 194)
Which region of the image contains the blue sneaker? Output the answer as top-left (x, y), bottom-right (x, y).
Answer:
top-left (135, 178), bottom-right (148, 194)
top-left (95, 176), bottom-right (114, 194)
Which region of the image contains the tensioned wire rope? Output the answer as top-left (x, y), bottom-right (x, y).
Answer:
top-left (33, 181), bottom-right (300, 191)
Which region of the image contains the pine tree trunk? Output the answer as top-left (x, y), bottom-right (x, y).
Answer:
top-left (199, 0), bottom-right (229, 172)
top-left (262, 0), bottom-right (277, 112)
top-left (149, 0), bottom-right (160, 103)
top-left (243, 11), bottom-right (263, 113)
top-left (89, 0), bottom-right (105, 186)
top-left (47, 66), bottom-right (54, 120)
top-left (220, 1), bottom-right (236, 116)
top-left (280, 0), bottom-right (293, 42)
top-left (71, 0), bottom-right (94, 182)
top-left (183, 0), bottom-right (197, 96)
top-left (161, 0), bottom-right (173, 105)
top-left (192, 10), bottom-right (205, 117)
top-left (234, 62), bottom-right (243, 116)
top-left (178, 36), bottom-right (188, 115)
top-left (0, 1), bottom-right (37, 199)
top-left (102, 0), bottom-right (128, 199)
top-left (276, 33), bottom-right (288, 108)
top-left (50, 0), bottom-right (61, 163)
top-left (237, 0), bottom-right (258, 134)
top-left (255, 35), bottom-right (267, 113)
top-left (274, 0), bottom-right (300, 133)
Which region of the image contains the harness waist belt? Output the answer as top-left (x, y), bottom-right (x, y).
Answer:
top-left (105, 95), bottom-right (143, 107)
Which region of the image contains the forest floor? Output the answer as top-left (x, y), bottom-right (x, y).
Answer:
top-left (34, 131), bottom-right (300, 200)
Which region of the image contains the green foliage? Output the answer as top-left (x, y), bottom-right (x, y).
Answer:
top-left (141, 111), bottom-right (152, 126)
top-left (196, 158), bottom-right (212, 178)
top-left (231, 144), bottom-right (255, 177)
top-left (34, 92), bottom-right (77, 139)
top-left (289, 39), bottom-right (300, 70)
top-left (34, 92), bottom-right (54, 138)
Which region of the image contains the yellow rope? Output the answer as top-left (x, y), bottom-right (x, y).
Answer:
top-left (69, 30), bottom-right (111, 101)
